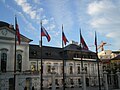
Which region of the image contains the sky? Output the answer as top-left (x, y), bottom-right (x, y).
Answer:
top-left (0, 0), bottom-right (120, 52)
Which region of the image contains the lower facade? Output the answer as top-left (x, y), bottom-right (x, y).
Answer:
top-left (0, 72), bottom-right (103, 90)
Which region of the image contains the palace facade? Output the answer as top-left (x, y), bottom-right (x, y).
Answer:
top-left (0, 21), bottom-right (103, 90)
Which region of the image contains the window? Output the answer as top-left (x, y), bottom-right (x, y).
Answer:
top-left (9, 78), bottom-right (14, 90)
top-left (55, 79), bottom-right (59, 85)
top-left (84, 64), bottom-right (87, 73)
top-left (85, 67), bottom-right (87, 73)
top-left (77, 66), bottom-right (80, 74)
top-left (25, 78), bottom-right (32, 90)
top-left (17, 54), bottom-right (22, 72)
top-left (74, 53), bottom-right (78, 58)
top-left (31, 62), bottom-right (36, 71)
top-left (53, 63), bottom-right (58, 73)
top-left (47, 65), bottom-right (51, 73)
top-left (78, 78), bottom-right (81, 84)
top-left (45, 52), bottom-right (51, 56)
top-left (70, 79), bottom-right (74, 85)
top-left (1, 53), bottom-right (7, 72)
top-left (70, 66), bottom-right (73, 74)
top-left (16, 50), bottom-right (23, 72)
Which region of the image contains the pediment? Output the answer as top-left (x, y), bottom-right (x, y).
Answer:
top-left (0, 27), bottom-right (32, 43)
top-left (0, 27), bottom-right (15, 40)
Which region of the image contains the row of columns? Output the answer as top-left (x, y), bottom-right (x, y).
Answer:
top-left (51, 69), bottom-right (120, 90)
top-left (102, 70), bottom-right (120, 90)
top-left (51, 68), bottom-right (87, 90)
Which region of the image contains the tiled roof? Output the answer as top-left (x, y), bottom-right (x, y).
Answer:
top-left (29, 44), bottom-right (96, 60)
top-left (29, 44), bottom-right (63, 60)
top-left (0, 21), bottom-right (10, 28)
top-left (111, 54), bottom-right (120, 60)
top-left (64, 44), bottom-right (94, 53)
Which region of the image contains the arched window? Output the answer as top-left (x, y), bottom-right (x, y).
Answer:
top-left (46, 62), bottom-right (51, 73)
top-left (47, 65), bottom-right (51, 73)
top-left (77, 66), bottom-right (80, 74)
top-left (17, 54), bottom-right (22, 72)
top-left (1, 53), bottom-right (7, 72)
top-left (70, 66), bottom-right (73, 74)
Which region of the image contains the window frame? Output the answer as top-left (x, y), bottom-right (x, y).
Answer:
top-left (0, 48), bottom-right (8, 72)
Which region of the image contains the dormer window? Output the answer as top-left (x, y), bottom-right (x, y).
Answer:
top-left (31, 51), bottom-right (37, 56)
top-left (45, 52), bottom-right (51, 56)
top-left (74, 53), bottom-right (78, 58)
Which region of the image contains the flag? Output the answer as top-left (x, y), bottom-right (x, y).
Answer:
top-left (41, 26), bottom-right (51, 42)
top-left (80, 30), bottom-right (89, 50)
top-left (95, 31), bottom-right (97, 52)
top-left (95, 31), bottom-right (97, 46)
top-left (62, 25), bottom-right (68, 45)
top-left (15, 17), bottom-right (21, 45)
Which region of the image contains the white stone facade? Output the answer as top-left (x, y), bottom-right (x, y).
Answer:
top-left (0, 25), bottom-right (103, 90)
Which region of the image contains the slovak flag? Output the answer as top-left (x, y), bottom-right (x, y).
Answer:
top-left (41, 26), bottom-right (51, 42)
top-left (62, 31), bottom-right (69, 45)
top-left (95, 31), bottom-right (97, 46)
top-left (62, 25), bottom-right (69, 45)
top-left (62, 26), bottom-right (68, 45)
top-left (15, 16), bottom-right (21, 45)
top-left (80, 30), bottom-right (89, 50)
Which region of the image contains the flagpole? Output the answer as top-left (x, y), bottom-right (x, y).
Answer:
top-left (80, 29), bottom-right (83, 70)
top-left (40, 21), bottom-right (43, 90)
top-left (62, 25), bottom-right (65, 90)
top-left (95, 31), bottom-right (101, 90)
top-left (14, 16), bottom-right (17, 90)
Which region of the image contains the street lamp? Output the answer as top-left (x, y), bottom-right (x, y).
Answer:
top-left (51, 66), bottom-right (56, 90)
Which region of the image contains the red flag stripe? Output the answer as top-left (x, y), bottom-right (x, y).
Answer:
top-left (80, 30), bottom-right (89, 50)
top-left (62, 31), bottom-right (68, 45)
top-left (15, 17), bottom-right (21, 45)
top-left (41, 26), bottom-right (51, 42)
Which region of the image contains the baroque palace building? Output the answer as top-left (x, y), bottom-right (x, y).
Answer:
top-left (0, 21), bottom-right (103, 90)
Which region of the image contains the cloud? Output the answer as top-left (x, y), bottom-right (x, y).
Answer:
top-left (88, 1), bottom-right (115, 16)
top-left (18, 12), bottom-right (36, 31)
top-left (46, 0), bottom-right (74, 31)
top-left (5, 4), bottom-right (37, 35)
top-left (42, 19), bottom-right (49, 25)
top-left (33, 0), bottom-right (40, 4)
top-left (14, 0), bottom-right (43, 20)
top-left (47, 24), bottom-right (55, 31)
top-left (87, 0), bottom-right (120, 50)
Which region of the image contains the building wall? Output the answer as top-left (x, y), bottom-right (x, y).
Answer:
top-left (0, 27), bottom-right (30, 90)
top-left (0, 27), bottom-right (103, 90)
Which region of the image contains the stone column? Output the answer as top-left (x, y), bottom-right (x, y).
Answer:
top-left (116, 70), bottom-right (120, 89)
top-left (103, 71), bottom-right (108, 90)
top-left (110, 71), bottom-right (114, 86)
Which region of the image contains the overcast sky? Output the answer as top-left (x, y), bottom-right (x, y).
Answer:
top-left (0, 0), bottom-right (120, 52)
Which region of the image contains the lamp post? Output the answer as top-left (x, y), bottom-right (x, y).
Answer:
top-left (51, 66), bottom-right (56, 90)
top-left (81, 68), bottom-right (86, 90)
